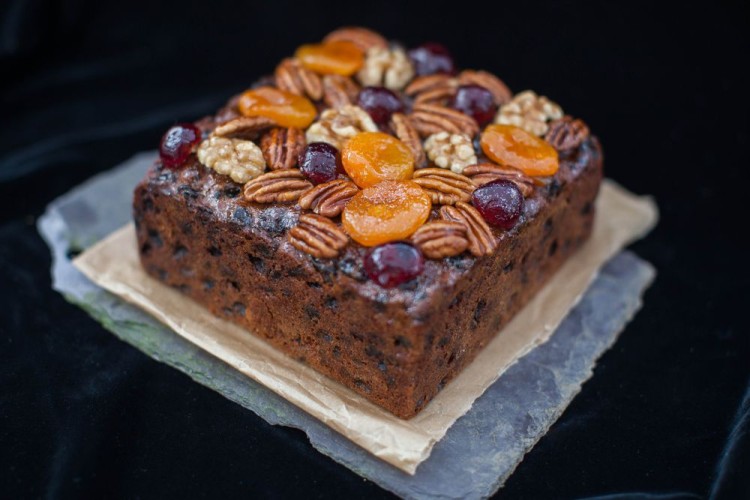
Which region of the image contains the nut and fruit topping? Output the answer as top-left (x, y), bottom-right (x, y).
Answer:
top-left (288, 213), bottom-right (349, 259)
top-left (298, 142), bottom-right (342, 185)
top-left (197, 136), bottom-right (265, 183)
top-left (159, 123), bottom-right (201, 168)
top-left (295, 40), bottom-right (364, 76)
top-left (356, 86), bottom-right (404, 126)
top-left (305, 105), bottom-right (378, 149)
top-left (423, 132), bottom-right (477, 174)
top-left (356, 46), bottom-right (415, 90)
top-left (408, 42), bottom-right (455, 76)
top-left (495, 90), bottom-right (563, 136)
top-left (451, 84), bottom-right (497, 127)
top-left (471, 179), bottom-right (524, 230)
top-left (323, 27), bottom-right (388, 52)
top-left (238, 87), bottom-right (316, 129)
top-left (243, 169), bottom-right (313, 204)
top-left (480, 124), bottom-right (559, 177)
top-left (260, 127), bottom-right (306, 170)
top-left (411, 221), bottom-right (469, 259)
top-left (341, 132), bottom-right (414, 188)
top-left (342, 180), bottom-right (431, 246)
top-left (463, 163), bottom-right (535, 198)
top-left (364, 242), bottom-right (425, 288)
top-left (457, 70), bottom-right (512, 105)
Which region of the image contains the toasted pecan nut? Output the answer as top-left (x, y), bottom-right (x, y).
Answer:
top-left (212, 116), bottom-right (276, 139)
top-left (322, 74), bottom-right (360, 109)
top-left (243, 169), bottom-right (313, 203)
top-left (463, 163), bottom-right (536, 197)
top-left (274, 58), bottom-right (323, 101)
top-left (544, 115), bottom-right (590, 151)
top-left (410, 103), bottom-right (480, 138)
top-left (440, 202), bottom-right (497, 257)
top-left (323, 27), bottom-right (388, 52)
top-left (412, 168), bottom-right (475, 205)
top-left (411, 220), bottom-right (469, 259)
top-left (298, 179), bottom-right (359, 217)
top-left (260, 127), bottom-right (306, 170)
top-left (404, 74), bottom-right (458, 105)
top-left (457, 70), bottom-right (512, 105)
top-left (389, 113), bottom-right (426, 167)
top-left (288, 213), bottom-right (349, 259)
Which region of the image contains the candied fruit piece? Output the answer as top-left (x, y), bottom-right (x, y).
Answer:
top-left (364, 243), bottom-right (424, 288)
top-left (357, 86), bottom-right (404, 126)
top-left (295, 40), bottom-right (364, 76)
top-left (408, 42), bottom-right (456, 76)
top-left (471, 179), bottom-right (524, 229)
top-left (299, 142), bottom-right (342, 184)
top-left (238, 87), bottom-right (316, 129)
top-left (341, 132), bottom-right (414, 188)
top-left (480, 124), bottom-right (559, 177)
top-left (159, 123), bottom-right (201, 168)
top-left (342, 180), bottom-right (431, 246)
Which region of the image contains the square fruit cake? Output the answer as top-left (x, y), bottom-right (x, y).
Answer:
top-left (133, 27), bottom-right (602, 418)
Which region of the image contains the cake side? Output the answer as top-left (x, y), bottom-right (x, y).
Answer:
top-left (134, 137), bottom-right (601, 418)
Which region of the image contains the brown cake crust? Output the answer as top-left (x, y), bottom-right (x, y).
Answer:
top-left (133, 133), bottom-right (602, 418)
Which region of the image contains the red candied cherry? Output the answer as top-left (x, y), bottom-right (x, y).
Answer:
top-left (471, 179), bottom-right (524, 230)
top-left (451, 84), bottom-right (498, 127)
top-left (298, 142), bottom-right (342, 185)
top-left (364, 242), bottom-right (425, 288)
top-left (159, 123), bottom-right (201, 168)
top-left (408, 42), bottom-right (456, 76)
top-left (357, 86), bottom-right (404, 126)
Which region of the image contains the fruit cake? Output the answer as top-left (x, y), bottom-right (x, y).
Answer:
top-left (133, 27), bottom-right (603, 419)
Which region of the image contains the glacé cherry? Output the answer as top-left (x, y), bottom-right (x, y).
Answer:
top-left (451, 84), bottom-right (497, 126)
top-left (159, 123), bottom-right (201, 168)
top-left (364, 242), bottom-right (425, 288)
top-left (356, 86), bottom-right (404, 126)
top-left (298, 142), bottom-right (341, 185)
top-left (408, 42), bottom-right (456, 76)
top-left (471, 179), bottom-right (524, 230)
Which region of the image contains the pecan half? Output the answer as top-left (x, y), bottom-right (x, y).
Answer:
top-left (389, 113), bottom-right (426, 166)
top-left (288, 214), bottom-right (349, 259)
top-left (322, 74), bottom-right (360, 109)
top-left (243, 169), bottom-right (313, 203)
top-left (411, 221), bottom-right (469, 259)
top-left (212, 116), bottom-right (275, 139)
top-left (404, 74), bottom-right (457, 105)
top-left (260, 127), bottom-right (306, 170)
top-left (440, 202), bottom-right (497, 257)
top-left (323, 27), bottom-right (388, 52)
top-left (457, 70), bottom-right (512, 105)
top-left (298, 179), bottom-right (359, 217)
top-left (410, 103), bottom-right (480, 138)
top-left (412, 168), bottom-right (475, 205)
top-left (544, 115), bottom-right (590, 151)
top-left (274, 58), bottom-right (323, 101)
top-left (463, 163), bottom-right (536, 197)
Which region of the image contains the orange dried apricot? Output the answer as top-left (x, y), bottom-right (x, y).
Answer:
top-left (295, 41), bottom-right (364, 76)
top-left (341, 132), bottom-right (415, 188)
top-left (342, 180), bottom-right (432, 247)
top-left (480, 124), bottom-right (559, 177)
top-left (238, 86), bottom-right (316, 129)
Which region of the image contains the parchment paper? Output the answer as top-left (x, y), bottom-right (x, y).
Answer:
top-left (71, 172), bottom-right (657, 475)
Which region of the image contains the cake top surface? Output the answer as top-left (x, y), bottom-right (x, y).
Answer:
top-left (152, 27), bottom-right (598, 296)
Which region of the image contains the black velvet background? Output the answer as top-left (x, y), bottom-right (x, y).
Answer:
top-left (1, 1), bottom-right (749, 498)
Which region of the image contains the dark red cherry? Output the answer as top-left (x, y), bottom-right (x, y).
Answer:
top-left (471, 180), bottom-right (524, 229)
top-left (159, 123), bottom-right (201, 168)
top-left (357, 87), bottom-right (404, 126)
top-left (451, 84), bottom-right (497, 126)
top-left (298, 142), bottom-right (341, 185)
top-left (408, 42), bottom-right (456, 76)
top-left (364, 242), bottom-right (424, 288)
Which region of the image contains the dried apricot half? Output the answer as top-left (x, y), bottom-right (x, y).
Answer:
top-left (342, 180), bottom-right (432, 247)
top-left (238, 87), bottom-right (316, 129)
top-left (341, 132), bottom-right (415, 188)
top-left (480, 124), bottom-right (559, 177)
top-left (295, 40), bottom-right (364, 76)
